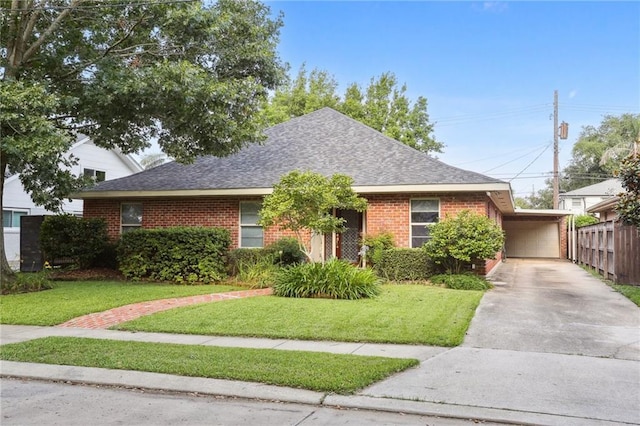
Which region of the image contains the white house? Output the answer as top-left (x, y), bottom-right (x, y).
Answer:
top-left (2, 135), bottom-right (143, 268)
top-left (558, 178), bottom-right (623, 216)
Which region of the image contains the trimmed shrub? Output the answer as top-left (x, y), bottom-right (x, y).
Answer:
top-left (574, 215), bottom-right (599, 228)
top-left (274, 259), bottom-right (381, 299)
top-left (361, 232), bottom-right (395, 267)
top-left (118, 227), bottom-right (231, 284)
top-left (430, 274), bottom-right (492, 291)
top-left (40, 214), bottom-right (110, 269)
top-left (264, 237), bottom-right (306, 266)
top-left (374, 248), bottom-right (433, 281)
top-left (424, 210), bottom-right (504, 274)
top-left (91, 241), bottom-right (119, 269)
top-left (1, 272), bottom-right (54, 295)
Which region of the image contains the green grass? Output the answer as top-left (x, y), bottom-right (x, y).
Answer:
top-left (116, 285), bottom-right (483, 346)
top-left (579, 265), bottom-right (640, 307)
top-left (612, 284), bottom-right (640, 307)
top-left (0, 281), bottom-right (241, 326)
top-left (0, 337), bottom-right (418, 394)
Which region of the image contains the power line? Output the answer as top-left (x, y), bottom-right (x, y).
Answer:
top-left (452, 142), bottom-right (549, 166)
top-left (482, 143), bottom-right (552, 173)
top-left (433, 102), bottom-right (637, 128)
top-left (509, 143), bottom-right (552, 182)
top-left (561, 103), bottom-right (638, 112)
top-left (434, 104), bottom-right (550, 127)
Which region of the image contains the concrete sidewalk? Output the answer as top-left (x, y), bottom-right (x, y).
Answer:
top-left (1, 324), bottom-right (622, 426)
top-left (2, 260), bottom-right (640, 425)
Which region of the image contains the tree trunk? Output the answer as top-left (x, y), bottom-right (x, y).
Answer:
top-left (0, 160), bottom-right (17, 284)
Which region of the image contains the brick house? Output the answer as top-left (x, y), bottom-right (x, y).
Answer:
top-left (79, 108), bottom-right (567, 274)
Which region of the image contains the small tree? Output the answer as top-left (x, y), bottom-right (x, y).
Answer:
top-left (258, 171), bottom-right (367, 262)
top-left (615, 152), bottom-right (640, 228)
top-left (424, 210), bottom-right (504, 274)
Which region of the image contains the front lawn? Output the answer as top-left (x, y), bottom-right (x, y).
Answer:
top-left (0, 281), bottom-right (241, 326)
top-left (0, 337), bottom-right (418, 394)
top-left (116, 285), bottom-right (483, 346)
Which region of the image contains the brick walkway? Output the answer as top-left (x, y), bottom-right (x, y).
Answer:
top-left (57, 288), bottom-right (273, 329)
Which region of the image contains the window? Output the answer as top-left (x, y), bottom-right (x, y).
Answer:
top-left (571, 198), bottom-right (582, 210)
top-left (84, 168), bottom-right (106, 182)
top-left (2, 210), bottom-right (28, 228)
top-left (410, 199), bottom-right (439, 248)
top-left (121, 203), bottom-right (142, 233)
top-left (240, 201), bottom-right (263, 248)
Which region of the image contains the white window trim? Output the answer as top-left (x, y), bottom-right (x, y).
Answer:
top-left (409, 198), bottom-right (440, 248)
top-left (84, 168), bottom-right (106, 182)
top-left (239, 201), bottom-right (263, 248)
top-left (3, 209), bottom-right (30, 228)
top-left (120, 202), bottom-right (143, 234)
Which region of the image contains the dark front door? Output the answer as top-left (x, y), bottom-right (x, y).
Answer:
top-left (335, 209), bottom-right (362, 263)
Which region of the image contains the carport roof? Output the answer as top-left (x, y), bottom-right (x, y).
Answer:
top-left (506, 208), bottom-right (573, 218)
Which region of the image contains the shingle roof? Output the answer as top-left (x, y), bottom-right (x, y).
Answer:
top-left (85, 108), bottom-right (505, 193)
top-left (560, 179), bottom-right (623, 197)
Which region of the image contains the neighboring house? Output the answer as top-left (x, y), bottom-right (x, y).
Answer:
top-left (79, 108), bottom-right (570, 274)
top-left (587, 197), bottom-right (620, 223)
top-left (3, 135), bottom-right (143, 268)
top-left (559, 178), bottom-right (623, 216)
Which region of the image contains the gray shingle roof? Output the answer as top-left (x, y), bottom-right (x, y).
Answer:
top-left (85, 108), bottom-right (505, 193)
top-left (560, 179), bottom-right (623, 197)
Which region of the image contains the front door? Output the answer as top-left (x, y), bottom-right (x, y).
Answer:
top-left (335, 209), bottom-right (362, 263)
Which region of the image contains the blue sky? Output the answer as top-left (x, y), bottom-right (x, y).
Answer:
top-left (266, 1), bottom-right (640, 198)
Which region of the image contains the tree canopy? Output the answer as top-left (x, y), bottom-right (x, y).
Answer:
top-left (258, 170), bottom-right (368, 262)
top-left (561, 113), bottom-right (640, 191)
top-left (615, 152), bottom-right (640, 228)
top-left (0, 0), bottom-right (285, 278)
top-left (263, 64), bottom-right (444, 155)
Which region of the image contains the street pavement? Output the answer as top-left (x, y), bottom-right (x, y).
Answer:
top-left (1, 259), bottom-right (639, 425)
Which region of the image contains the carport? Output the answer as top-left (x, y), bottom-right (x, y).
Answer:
top-left (502, 209), bottom-right (571, 259)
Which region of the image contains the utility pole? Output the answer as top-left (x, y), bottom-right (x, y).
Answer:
top-left (553, 90), bottom-right (559, 209)
top-left (553, 90), bottom-right (569, 210)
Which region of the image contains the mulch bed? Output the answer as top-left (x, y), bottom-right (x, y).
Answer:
top-left (50, 268), bottom-right (125, 281)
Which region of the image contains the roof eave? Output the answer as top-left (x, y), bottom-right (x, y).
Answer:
top-left (75, 182), bottom-right (514, 206)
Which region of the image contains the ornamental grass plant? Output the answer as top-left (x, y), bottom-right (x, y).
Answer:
top-left (273, 258), bottom-right (381, 300)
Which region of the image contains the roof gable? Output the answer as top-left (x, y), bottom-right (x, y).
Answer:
top-left (86, 108), bottom-right (505, 193)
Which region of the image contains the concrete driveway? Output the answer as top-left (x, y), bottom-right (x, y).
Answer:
top-left (360, 259), bottom-right (640, 425)
top-left (466, 259), bottom-right (640, 359)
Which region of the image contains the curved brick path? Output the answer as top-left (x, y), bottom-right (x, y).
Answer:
top-left (58, 288), bottom-right (273, 329)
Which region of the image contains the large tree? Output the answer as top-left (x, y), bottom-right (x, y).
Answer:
top-left (520, 113), bottom-right (639, 208)
top-left (1, 0), bottom-right (285, 280)
top-left (561, 113), bottom-right (640, 191)
top-left (264, 65), bottom-right (444, 155)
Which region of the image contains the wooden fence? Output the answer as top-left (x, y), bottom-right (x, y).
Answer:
top-left (575, 221), bottom-right (640, 285)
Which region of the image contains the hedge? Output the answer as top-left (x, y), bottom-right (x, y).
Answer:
top-left (40, 214), bottom-right (110, 269)
top-left (374, 248), bottom-right (433, 281)
top-left (118, 227), bottom-right (231, 283)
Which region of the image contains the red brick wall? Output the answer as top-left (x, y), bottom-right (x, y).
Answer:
top-left (84, 192), bottom-right (502, 273)
top-left (84, 197), bottom-right (307, 248)
top-left (560, 217), bottom-right (568, 259)
top-left (84, 199), bottom-right (121, 239)
top-left (364, 192), bottom-right (493, 246)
